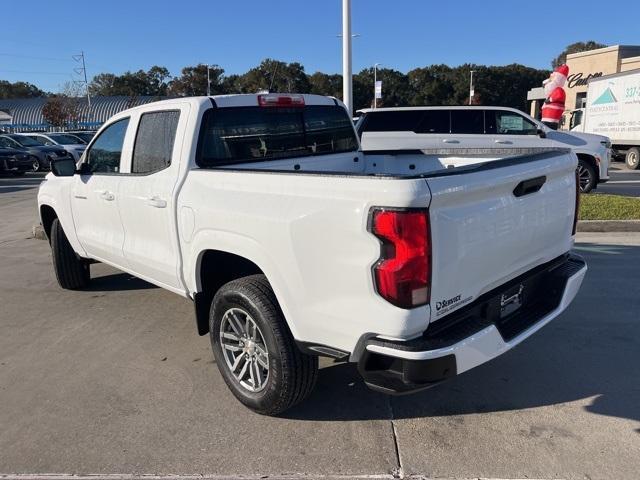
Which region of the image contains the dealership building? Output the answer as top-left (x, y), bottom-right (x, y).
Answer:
top-left (528, 45), bottom-right (640, 121)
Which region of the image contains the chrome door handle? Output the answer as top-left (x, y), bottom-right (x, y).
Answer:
top-left (99, 190), bottom-right (115, 201)
top-left (442, 139), bottom-right (460, 144)
top-left (146, 196), bottom-right (167, 208)
top-left (495, 139), bottom-right (513, 144)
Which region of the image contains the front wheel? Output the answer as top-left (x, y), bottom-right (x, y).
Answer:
top-left (209, 275), bottom-right (318, 415)
top-left (51, 218), bottom-right (90, 289)
top-left (626, 147), bottom-right (640, 170)
top-left (577, 159), bottom-right (596, 193)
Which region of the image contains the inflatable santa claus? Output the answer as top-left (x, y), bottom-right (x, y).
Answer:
top-left (541, 64), bottom-right (569, 130)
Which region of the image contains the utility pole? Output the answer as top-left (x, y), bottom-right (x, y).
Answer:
top-left (469, 69), bottom-right (475, 105)
top-left (207, 64), bottom-right (211, 96)
top-left (72, 51), bottom-right (91, 110)
top-left (342, 0), bottom-right (352, 115)
top-left (374, 63), bottom-right (381, 109)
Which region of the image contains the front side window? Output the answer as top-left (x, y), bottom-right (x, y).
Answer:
top-left (487, 111), bottom-right (538, 135)
top-left (10, 135), bottom-right (40, 147)
top-left (84, 118), bottom-right (129, 174)
top-left (197, 105), bottom-right (358, 167)
top-left (132, 111), bottom-right (180, 174)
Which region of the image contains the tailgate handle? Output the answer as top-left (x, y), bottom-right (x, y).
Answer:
top-left (513, 176), bottom-right (546, 197)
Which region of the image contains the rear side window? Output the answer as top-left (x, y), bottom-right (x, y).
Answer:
top-left (450, 110), bottom-right (484, 134)
top-left (359, 110), bottom-right (450, 134)
top-left (132, 110), bottom-right (180, 174)
top-left (197, 105), bottom-right (358, 167)
top-left (85, 118), bottom-right (129, 174)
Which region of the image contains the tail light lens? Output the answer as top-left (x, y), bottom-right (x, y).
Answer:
top-left (369, 208), bottom-right (431, 308)
top-left (258, 94), bottom-right (305, 107)
top-left (573, 169), bottom-right (580, 235)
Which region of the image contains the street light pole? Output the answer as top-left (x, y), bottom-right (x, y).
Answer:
top-left (374, 63), bottom-right (381, 109)
top-left (469, 70), bottom-right (475, 105)
top-left (342, 0), bottom-right (352, 115)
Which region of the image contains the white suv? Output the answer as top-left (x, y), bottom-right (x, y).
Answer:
top-left (356, 106), bottom-right (611, 193)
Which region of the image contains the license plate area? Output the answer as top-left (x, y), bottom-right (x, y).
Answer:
top-left (500, 284), bottom-right (524, 318)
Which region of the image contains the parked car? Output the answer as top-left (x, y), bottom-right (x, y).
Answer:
top-left (39, 94), bottom-right (586, 415)
top-left (0, 145), bottom-right (35, 175)
top-left (17, 133), bottom-right (86, 161)
top-left (0, 134), bottom-right (70, 171)
top-left (356, 106), bottom-right (611, 193)
top-left (65, 131), bottom-right (97, 143)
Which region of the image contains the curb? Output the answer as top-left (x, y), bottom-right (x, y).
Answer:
top-left (577, 220), bottom-right (640, 232)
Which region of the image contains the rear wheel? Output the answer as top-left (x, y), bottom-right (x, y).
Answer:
top-left (209, 274), bottom-right (318, 415)
top-left (51, 218), bottom-right (90, 289)
top-left (626, 147), bottom-right (640, 170)
top-left (577, 159), bottom-right (596, 193)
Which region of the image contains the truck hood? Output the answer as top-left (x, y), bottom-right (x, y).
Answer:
top-left (546, 130), bottom-right (608, 147)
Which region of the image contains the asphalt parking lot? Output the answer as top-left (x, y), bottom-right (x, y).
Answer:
top-left (598, 162), bottom-right (640, 197)
top-left (1, 175), bottom-right (639, 480)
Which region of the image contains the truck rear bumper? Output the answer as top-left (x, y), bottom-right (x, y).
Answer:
top-left (358, 254), bottom-right (587, 394)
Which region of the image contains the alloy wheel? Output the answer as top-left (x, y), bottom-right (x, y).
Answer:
top-left (577, 164), bottom-right (591, 191)
top-left (219, 308), bottom-right (269, 392)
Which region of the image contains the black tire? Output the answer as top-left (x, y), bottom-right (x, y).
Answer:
top-left (50, 218), bottom-right (90, 289)
top-left (209, 274), bottom-right (318, 415)
top-left (577, 159), bottom-right (596, 193)
top-left (13, 171), bottom-right (25, 176)
top-left (626, 147), bottom-right (640, 170)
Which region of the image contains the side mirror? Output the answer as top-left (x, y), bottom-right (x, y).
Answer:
top-left (50, 157), bottom-right (77, 177)
top-left (537, 128), bottom-right (547, 139)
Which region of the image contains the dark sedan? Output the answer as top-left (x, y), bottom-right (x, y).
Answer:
top-left (0, 134), bottom-right (70, 171)
top-left (0, 146), bottom-right (34, 175)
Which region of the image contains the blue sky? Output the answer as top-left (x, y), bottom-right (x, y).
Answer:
top-left (2, 0), bottom-right (639, 92)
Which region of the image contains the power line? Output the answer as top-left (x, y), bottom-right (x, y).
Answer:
top-left (0, 69), bottom-right (70, 76)
top-left (0, 52), bottom-right (72, 62)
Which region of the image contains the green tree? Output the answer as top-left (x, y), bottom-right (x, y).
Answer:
top-left (89, 66), bottom-right (171, 96)
top-left (0, 80), bottom-right (47, 99)
top-left (167, 64), bottom-right (225, 96)
top-left (552, 41), bottom-right (607, 68)
top-left (309, 72), bottom-right (342, 99)
top-left (235, 59), bottom-right (311, 93)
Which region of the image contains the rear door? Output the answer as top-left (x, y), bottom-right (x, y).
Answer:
top-left (117, 106), bottom-right (188, 290)
top-left (71, 118), bottom-right (131, 264)
top-left (426, 149), bottom-right (577, 321)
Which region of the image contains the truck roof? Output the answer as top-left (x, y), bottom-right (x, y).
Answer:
top-left (357, 105), bottom-right (527, 115)
top-left (115, 93), bottom-right (342, 114)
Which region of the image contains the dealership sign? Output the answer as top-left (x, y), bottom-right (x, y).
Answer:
top-left (567, 71), bottom-right (604, 88)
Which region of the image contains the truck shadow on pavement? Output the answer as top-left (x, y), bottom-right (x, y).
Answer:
top-left (87, 272), bottom-right (158, 292)
top-left (283, 243), bottom-right (640, 429)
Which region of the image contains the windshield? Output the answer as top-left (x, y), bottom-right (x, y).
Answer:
top-left (0, 136), bottom-right (21, 148)
top-left (8, 135), bottom-right (41, 146)
top-left (197, 105), bottom-right (358, 167)
top-left (70, 132), bottom-right (95, 142)
top-left (48, 133), bottom-right (85, 145)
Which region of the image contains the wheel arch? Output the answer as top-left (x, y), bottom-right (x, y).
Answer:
top-left (39, 204), bottom-right (58, 242)
top-left (192, 249), bottom-right (291, 337)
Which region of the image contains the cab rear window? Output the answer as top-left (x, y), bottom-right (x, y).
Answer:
top-left (197, 105), bottom-right (358, 167)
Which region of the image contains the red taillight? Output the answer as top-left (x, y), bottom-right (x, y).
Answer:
top-left (573, 168), bottom-right (580, 235)
top-left (257, 94), bottom-right (305, 107)
top-left (369, 208), bottom-right (431, 308)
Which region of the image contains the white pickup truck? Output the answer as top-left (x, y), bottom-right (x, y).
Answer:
top-left (38, 94), bottom-right (587, 415)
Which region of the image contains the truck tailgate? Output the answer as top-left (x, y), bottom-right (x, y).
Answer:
top-left (426, 150), bottom-right (577, 321)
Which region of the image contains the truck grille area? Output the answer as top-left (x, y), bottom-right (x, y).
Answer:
top-left (368, 253), bottom-right (586, 351)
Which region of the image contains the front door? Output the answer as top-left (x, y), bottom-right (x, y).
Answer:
top-left (71, 117), bottom-right (130, 264)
